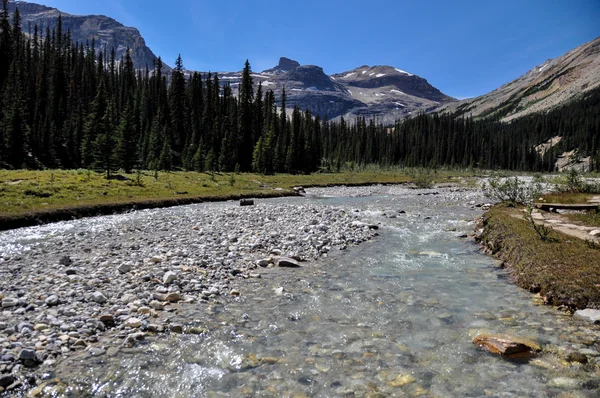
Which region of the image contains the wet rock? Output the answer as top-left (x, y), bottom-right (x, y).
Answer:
top-left (0, 375), bottom-right (16, 388)
top-left (549, 377), bottom-right (580, 388)
top-left (566, 352), bottom-right (588, 364)
top-left (387, 374), bottom-right (416, 387)
top-left (574, 309), bottom-right (600, 324)
top-left (472, 334), bottom-right (541, 356)
top-left (274, 287), bottom-right (285, 296)
top-left (19, 348), bottom-right (41, 367)
top-left (169, 324), bottom-right (184, 334)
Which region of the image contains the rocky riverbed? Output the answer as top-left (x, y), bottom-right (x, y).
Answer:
top-left (1, 184), bottom-right (599, 397)
top-left (0, 199), bottom-right (379, 394)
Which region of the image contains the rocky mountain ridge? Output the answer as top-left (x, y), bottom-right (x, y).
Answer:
top-left (213, 57), bottom-right (455, 121)
top-left (436, 36), bottom-right (600, 121)
top-left (6, 0), bottom-right (169, 71)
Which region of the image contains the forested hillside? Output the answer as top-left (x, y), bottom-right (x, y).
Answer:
top-left (0, 1), bottom-right (599, 174)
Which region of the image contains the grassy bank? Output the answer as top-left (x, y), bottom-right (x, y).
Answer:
top-left (0, 169), bottom-right (439, 230)
top-left (479, 205), bottom-right (600, 310)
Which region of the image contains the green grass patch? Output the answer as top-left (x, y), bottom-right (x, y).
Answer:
top-left (563, 211), bottom-right (600, 228)
top-left (540, 192), bottom-right (596, 204)
top-left (480, 205), bottom-right (600, 309)
top-left (0, 169), bottom-right (425, 218)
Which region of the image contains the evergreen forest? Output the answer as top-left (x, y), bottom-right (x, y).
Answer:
top-left (1, 2), bottom-right (599, 174)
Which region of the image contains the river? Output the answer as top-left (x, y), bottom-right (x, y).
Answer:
top-left (1, 186), bottom-right (599, 397)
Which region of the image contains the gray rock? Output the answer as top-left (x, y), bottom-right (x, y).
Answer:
top-left (274, 256), bottom-right (301, 268)
top-left (163, 271), bottom-right (177, 285)
top-left (45, 295), bottom-right (59, 306)
top-left (240, 199), bottom-right (254, 206)
top-left (117, 262), bottom-right (133, 274)
top-left (574, 308), bottom-right (600, 324)
top-left (256, 259), bottom-right (271, 267)
top-left (1, 298), bottom-right (18, 308)
top-left (19, 348), bottom-right (39, 364)
top-left (92, 291), bottom-right (108, 304)
top-left (0, 375), bottom-right (16, 388)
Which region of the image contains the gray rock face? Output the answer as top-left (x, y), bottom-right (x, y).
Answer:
top-left (7, 1), bottom-right (170, 71)
top-left (277, 57), bottom-right (300, 71)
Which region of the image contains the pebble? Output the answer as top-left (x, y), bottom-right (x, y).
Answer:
top-left (117, 262), bottom-right (133, 274)
top-left (124, 318), bottom-right (142, 328)
top-left (1, 297), bottom-right (18, 308)
top-left (163, 271), bottom-right (177, 285)
top-left (92, 292), bottom-right (108, 304)
top-left (45, 295), bottom-right (59, 306)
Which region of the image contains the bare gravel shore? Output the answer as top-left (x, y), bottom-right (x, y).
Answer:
top-left (0, 197), bottom-right (379, 393)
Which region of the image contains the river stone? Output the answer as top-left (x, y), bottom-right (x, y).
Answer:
top-left (566, 352), bottom-right (588, 364)
top-left (99, 314), bottom-right (115, 326)
top-left (387, 374), bottom-right (416, 387)
top-left (92, 292), bottom-right (107, 304)
top-left (149, 300), bottom-right (164, 310)
top-left (549, 377), bottom-right (580, 388)
top-left (117, 262), bottom-right (133, 274)
top-left (45, 295), bottom-right (59, 306)
top-left (274, 256), bottom-right (301, 268)
top-left (164, 292), bottom-right (182, 302)
top-left (472, 334), bottom-right (541, 356)
top-left (0, 375), bottom-right (15, 388)
top-left (256, 259), bottom-right (271, 267)
top-left (124, 318), bottom-right (142, 328)
top-left (163, 271), bottom-right (177, 285)
top-left (574, 309), bottom-right (600, 324)
top-left (1, 298), bottom-right (18, 308)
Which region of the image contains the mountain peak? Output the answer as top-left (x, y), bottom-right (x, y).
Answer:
top-left (277, 57), bottom-right (300, 71)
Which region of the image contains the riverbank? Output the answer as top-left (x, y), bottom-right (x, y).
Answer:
top-left (478, 205), bottom-right (600, 310)
top-left (0, 169), bottom-right (442, 230)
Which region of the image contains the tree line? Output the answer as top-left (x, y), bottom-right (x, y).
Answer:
top-left (1, 1), bottom-right (599, 174)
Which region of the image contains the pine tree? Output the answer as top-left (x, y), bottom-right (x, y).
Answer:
top-left (237, 59), bottom-right (254, 171)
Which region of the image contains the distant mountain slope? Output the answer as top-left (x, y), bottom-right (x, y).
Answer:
top-left (437, 36), bottom-right (600, 121)
top-left (211, 58), bottom-right (455, 121)
top-left (7, 0), bottom-right (168, 70)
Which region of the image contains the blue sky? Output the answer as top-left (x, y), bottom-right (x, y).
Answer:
top-left (37, 0), bottom-right (600, 99)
